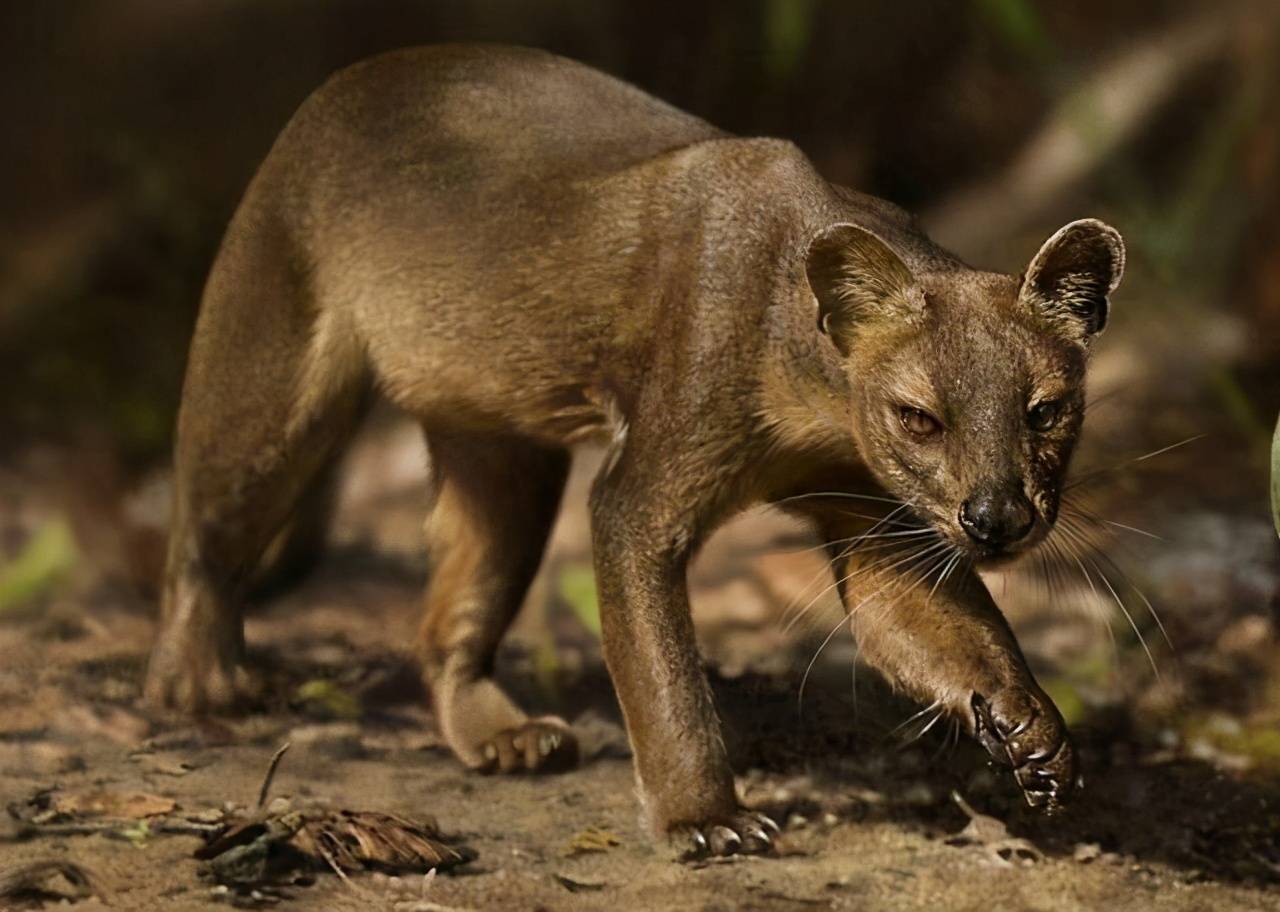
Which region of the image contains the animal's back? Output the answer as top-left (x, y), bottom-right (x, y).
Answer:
top-left (270, 44), bottom-right (725, 222)
top-left (232, 45), bottom-right (769, 439)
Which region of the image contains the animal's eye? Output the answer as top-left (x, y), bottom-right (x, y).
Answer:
top-left (1028, 400), bottom-right (1062, 432)
top-left (899, 406), bottom-right (942, 437)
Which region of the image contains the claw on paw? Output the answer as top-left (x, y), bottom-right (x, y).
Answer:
top-left (972, 689), bottom-right (1077, 813)
top-left (672, 810), bottom-right (781, 862)
top-left (475, 717), bottom-right (579, 774)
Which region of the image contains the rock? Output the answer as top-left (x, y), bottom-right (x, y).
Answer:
top-left (1074, 842), bottom-right (1102, 863)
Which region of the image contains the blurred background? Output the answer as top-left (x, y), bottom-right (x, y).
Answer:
top-left (1, 0), bottom-right (1280, 894)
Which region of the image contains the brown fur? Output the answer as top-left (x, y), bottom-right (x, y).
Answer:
top-left (145, 45), bottom-right (1124, 857)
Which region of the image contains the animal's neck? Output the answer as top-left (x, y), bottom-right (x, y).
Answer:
top-left (754, 307), bottom-right (857, 467)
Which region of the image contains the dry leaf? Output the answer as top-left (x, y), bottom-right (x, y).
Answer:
top-left (295, 810), bottom-right (471, 871)
top-left (945, 791), bottom-right (1044, 866)
top-left (562, 827), bottom-right (621, 857)
top-left (197, 800), bottom-right (474, 889)
top-left (52, 789), bottom-right (176, 819)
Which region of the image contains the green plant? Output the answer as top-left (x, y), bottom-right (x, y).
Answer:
top-left (1271, 413), bottom-right (1279, 539)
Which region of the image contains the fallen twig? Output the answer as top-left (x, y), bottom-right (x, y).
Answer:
top-left (10, 817), bottom-right (224, 840)
top-left (0, 860), bottom-right (98, 905)
top-left (258, 742), bottom-right (292, 808)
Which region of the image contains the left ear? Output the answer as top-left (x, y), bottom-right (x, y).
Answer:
top-left (1019, 219), bottom-right (1125, 343)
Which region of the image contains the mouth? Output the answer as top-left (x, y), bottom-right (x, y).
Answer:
top-left (961, 523), bottom-right (1048, 567)
top-left (969, 543), bottom-right (1027, 568)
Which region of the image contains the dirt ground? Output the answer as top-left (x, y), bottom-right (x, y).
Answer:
top-left (2, 399), bottom-right (1280, 911)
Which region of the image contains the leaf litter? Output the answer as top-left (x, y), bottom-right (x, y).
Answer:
top-left (944, 791), bottom-right (1045, 867)
top-left (6, 741), bottom-right (475, 907)
top-left (193, 742), bottom-right (475, 905)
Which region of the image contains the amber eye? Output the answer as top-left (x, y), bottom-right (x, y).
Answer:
top-left (1028, 400), bottom-right (1062, 432)
top-left (899, 406), bottom-right (942, 437)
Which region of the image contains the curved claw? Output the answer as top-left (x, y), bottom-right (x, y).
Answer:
top-left (671, 811), bottom-right (781, 862)
top-left (708, 825), bottom-right (742, 856)
top-left (971, 688), bottom-right (1078, 813)
top-left (752, 812), bottom-right (782, 836)
top-left (741, 822), bottom-right (772, 852)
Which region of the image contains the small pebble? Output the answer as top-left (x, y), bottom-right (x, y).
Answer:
top-left (1073, 842), bottom-right (1101, 863)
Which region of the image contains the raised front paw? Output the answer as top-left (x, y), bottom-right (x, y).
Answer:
top-left (971, 688), bottom-right (1078, 813)
top-left (670, 809), bottom-right (781, 861)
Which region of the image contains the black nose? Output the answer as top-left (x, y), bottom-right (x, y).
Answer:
top-left (959, 489), bottom-right (1035, 547)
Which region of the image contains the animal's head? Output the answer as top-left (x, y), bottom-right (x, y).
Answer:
top-left (806, 219), bottom-right (1124, 564)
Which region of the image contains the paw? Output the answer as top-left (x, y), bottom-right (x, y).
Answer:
top-left (670, 810), bottom-right (780, 861)
top-left (972, 688), bottom-right (1078, 813)
top-left (475, 717), bottom-right (579, 774)
top-left (144, 636), bottom-right (260, 715)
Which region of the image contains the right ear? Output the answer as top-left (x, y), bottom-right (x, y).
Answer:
top-left (805, 224), bottom-right (922, 354)
top-left (1019, 218), bottom-right (1125, 342)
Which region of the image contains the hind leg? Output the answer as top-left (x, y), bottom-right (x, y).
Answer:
top-left (145, 215), bottom-right (366, 713)
top-left (419, 432), bottom-right (576, 773)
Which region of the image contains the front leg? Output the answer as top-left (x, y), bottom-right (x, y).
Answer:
top-left (590, 468), bottom-right (778, 859)
top-left (834, 540), bottom-right (1078, 811)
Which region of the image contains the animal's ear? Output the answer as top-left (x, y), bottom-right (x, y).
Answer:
top-left (1020, 218), bottom-right (1125, 342)
top-left (805, 224), bottom-right (922, 354)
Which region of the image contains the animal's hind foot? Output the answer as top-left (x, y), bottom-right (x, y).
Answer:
top-left (474, 717), bottom-right (579, 774)
top-left (144, 623), bottom-right (261, 715)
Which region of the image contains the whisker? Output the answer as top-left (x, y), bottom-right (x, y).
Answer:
top-left (779, 537), bottom-right (918, 633)
top-left (1045, 533), bottom-right (1119, 662)
top-left (777, 504), bottom-right (922, 627)
top-left (941, 551), bottom-right (967, 590)
top-left (1066, 434), bottom-right (1205, 492)
top-left (1044, 540), bottom-right (1073, 613)
top-left (1129, 434), bottom-right (1208, 464)
top-left (1058, 514), bottom-right (1174, 655)
top-left (1097, 518), bottom-right (1165, 542)
top-left (889, 699), bottom-right (942, 738)
top-left (774, 491), bottom-right (906, 507)
top-left (943, 717), bottom-right (963, 761)
top-left (830, 546), bottom-right (959, 732)
top-left (785, 540), bottom-right (941, 637)
top-left (1084, 387), bottom-right (1124, 413)
top-left (1074, 540), bottom-right (1161, 680)
top-left (927, 548), bottom-right (966, 603)
top-left (851, 648), bottom-right (860, 724)
top-left (779, 524), bottom-right (929, 557)
top-left (784, 538), bottom-right (948, 635)
top-left (798, 602), bottom-right (872, 714)
top-left (902, 706), bottom-right (946, 745)
top-left (778, 528), bottom-right (925, 630)
top-left (1035, 548), bottom-right (1054, 611)
top-left (796, 544), bottom-right (950, 712)
top-left (1061, 497), bottom-right (1165, 542)
top-left (1106, 555), bottom-right (1174, 654)
top-left (1094, 560), bottom-right (1159, 679)
top-left (1072, 541), bottom-right (1121, 665)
